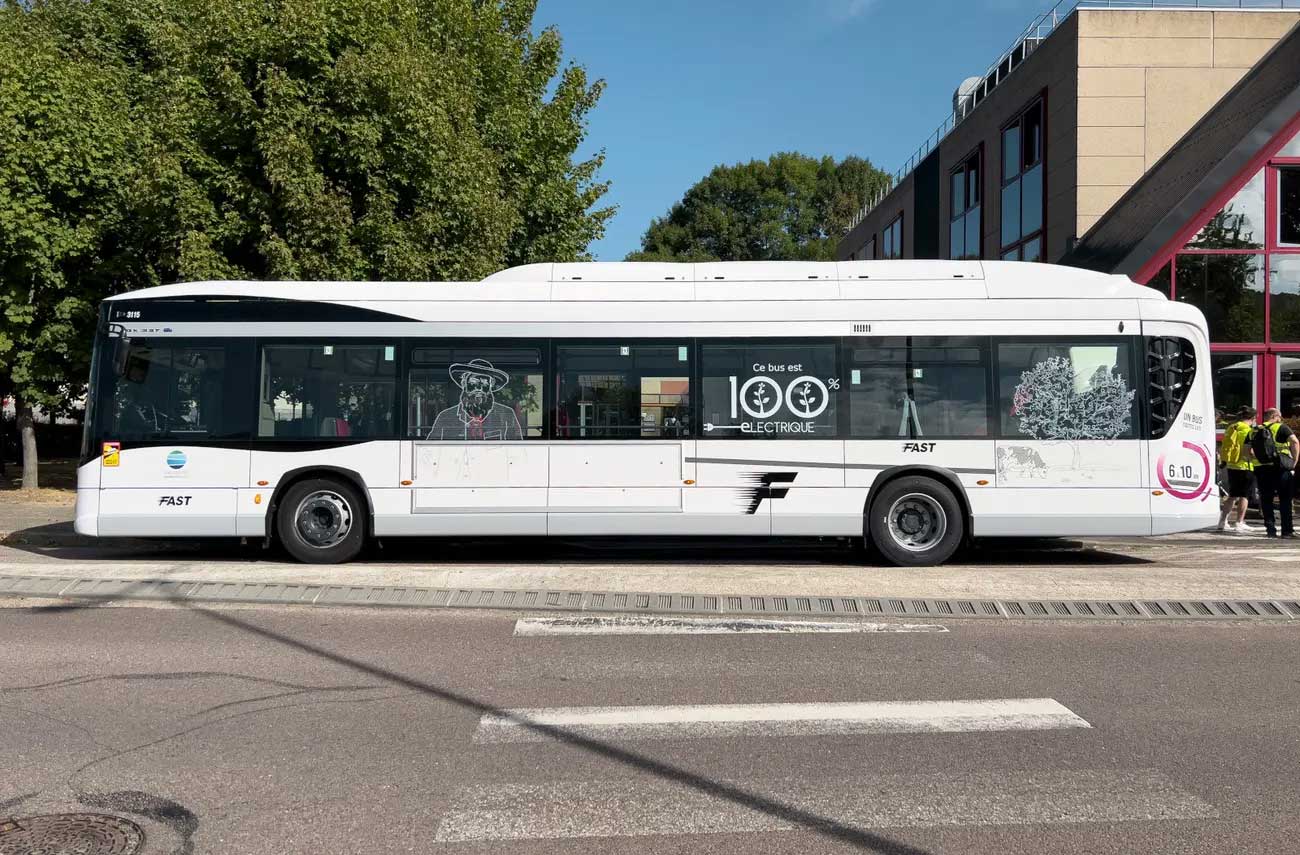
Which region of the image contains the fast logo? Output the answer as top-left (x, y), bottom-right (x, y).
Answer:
top-left (902, 442), bottom-right (936, 453)
top-left (158, 496), bottom-right (192, 507)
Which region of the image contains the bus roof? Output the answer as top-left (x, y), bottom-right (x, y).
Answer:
top-left (106, 260), bottom-right (1164, 303)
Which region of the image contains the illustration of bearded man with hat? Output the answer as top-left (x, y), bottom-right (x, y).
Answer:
top-left (427, 358), bottom-right (523, 440)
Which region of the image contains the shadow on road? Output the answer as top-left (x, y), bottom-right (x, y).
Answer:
top-left (2, 522), bottom-right (1153, 567)
top-left (15, 588), bottom-right (934, 854)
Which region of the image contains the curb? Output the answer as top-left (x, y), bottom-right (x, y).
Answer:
top-left (3, 572), bottom-right (1299, 622)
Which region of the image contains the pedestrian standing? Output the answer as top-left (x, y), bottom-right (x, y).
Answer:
top-left (1251, 407), bottom-right (1298, 538)
top-left (1218, 406), bottom-right (1258, 533)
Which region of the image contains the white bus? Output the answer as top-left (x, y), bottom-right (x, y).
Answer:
top-left (74, 260), bottom-right (1217, 566)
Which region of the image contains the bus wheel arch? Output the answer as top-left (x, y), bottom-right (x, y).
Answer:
top-left (266, 467), bottom-right (374, 563)
top-left (863, 467), bottom-right (971, 566)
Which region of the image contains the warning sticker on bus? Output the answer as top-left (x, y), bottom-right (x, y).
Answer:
top-left (102, 441), bottom-right (120, 467)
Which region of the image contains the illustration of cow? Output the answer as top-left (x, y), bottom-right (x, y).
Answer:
top-left (996, 446), bottom-right (1048, 479)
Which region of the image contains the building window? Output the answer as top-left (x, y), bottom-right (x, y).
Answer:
top-left (1211, 354), bottom-right (1256, 428)
top-left (1279, 166), bottom-right (1300, 247)
top-left (949, 151), bottom-right (981, 260)
top-left (700, 342), bottom-right (839, 439)
top-left (259, 344), bottom-right (399, 438)
top-left (1188, 169), bottom-right (1265, 250)
top-left (861, 236), bottom-right (877, 260)
top-left (881, 215), bottom-right (903, 259)
top-left (408, 343), bottom-right (544, 440)
top-left (553, 343), bottom-right (690, 439)
top-left (1174, 254), bottom-right (1265, 343)
top-left (1000, 99), bottom-right (1044, 261)
top-left (848, 337), bottom-right (989, 438)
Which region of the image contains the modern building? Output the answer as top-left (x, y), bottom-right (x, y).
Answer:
top-left (837, 1), bottom-right (1300, 426)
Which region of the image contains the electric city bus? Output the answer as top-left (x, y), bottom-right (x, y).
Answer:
top-left (74, 260), bottom-right (1217, 566)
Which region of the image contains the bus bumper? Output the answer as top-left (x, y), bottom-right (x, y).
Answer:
top-left (74, 489), bottom-right (99, 537)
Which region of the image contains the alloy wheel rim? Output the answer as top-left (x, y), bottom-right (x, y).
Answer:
top-left (886, 492), bottom-right (947, 552)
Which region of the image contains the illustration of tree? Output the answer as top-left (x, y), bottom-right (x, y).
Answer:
top-left (1013, 356), bottom-right (1136, 469)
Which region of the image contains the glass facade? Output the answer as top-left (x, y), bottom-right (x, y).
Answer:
top-left (1144, 125), bottom-right (1300, 427)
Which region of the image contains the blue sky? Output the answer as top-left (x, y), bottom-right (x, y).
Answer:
top-left (533, 0), bottom-right (1055, 260)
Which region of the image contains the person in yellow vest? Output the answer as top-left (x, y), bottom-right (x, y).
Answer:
top-left (1252, 407), bottom-right (1298, 538)
top-left (1218, 406), bottom-right (1258, 533)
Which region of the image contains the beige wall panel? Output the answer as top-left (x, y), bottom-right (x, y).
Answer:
top-left (1077, 214), bottom-right (1102, 238)
top-left (1078, 96), bottom-right (1145, 127)
top-left (1079, 37), bottom-right (1211, 68)
top-left (1077, 155), bottom-right (1146, 186)
top-left (1213, 38), bottom-right (1282, 68)
top-left (1078, 67), bottom-right (1146, 98)
top-left (1144, 67), bottom-right (1248, 167)
top-left (1078, 184), bottom-right (1127, 217)
top-left (1078, 125), bottom-right (1144, 158)
top-left (1078, 10), bottom-right (1211, 38)
top-left (1211, 11), bottom-right (1300, 39)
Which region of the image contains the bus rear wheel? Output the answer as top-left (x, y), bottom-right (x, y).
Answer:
top-left (277, 478), bottom-right (366, 564)
top-left (868, 476), bottom-right (964, 567)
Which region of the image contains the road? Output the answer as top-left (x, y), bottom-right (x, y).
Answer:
top-left (3, 600), bottom-right (1298, 854)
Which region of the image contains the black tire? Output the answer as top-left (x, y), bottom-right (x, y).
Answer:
top-left (867, 476), bottom-right (964, 567)
top-left (276, 477), bottom-right (367, 564)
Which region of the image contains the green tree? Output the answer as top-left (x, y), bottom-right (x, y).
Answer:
top-left (0, 0), bottom-right (611, 487)
top-left (627, 152), bottom-right (888, 262)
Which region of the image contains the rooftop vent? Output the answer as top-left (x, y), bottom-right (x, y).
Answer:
top-left (953, 77), bottom-right (983, 123)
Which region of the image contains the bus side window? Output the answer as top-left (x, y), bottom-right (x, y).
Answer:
top-left (259, 343), bottom-right (398, 439)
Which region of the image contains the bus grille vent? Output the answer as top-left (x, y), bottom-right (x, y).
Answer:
top-left (1146, 336), bottom-right (1197, 439)
top-left (852, 323), bottom-right (872, 333)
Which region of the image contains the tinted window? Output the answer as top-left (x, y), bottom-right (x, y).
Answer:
top-left (103, 340), bottom-right (253, 441)
top-left (554, 343), bottom-right (690, 439)
top-left (1174, 254), bottom-right (1265, 342)
top-left (259, 343), bottom-right (398, 438)
top-left (701, 342), bottom-right (839, 438)
top-left (409, 343), bottom-right (543, 440)
top-left (997, 339), bottom-right (1137, 440)
top-left (849, 337), bottom-right (989, 438)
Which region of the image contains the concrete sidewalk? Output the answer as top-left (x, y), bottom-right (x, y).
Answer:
top-left (1, 531), bottom-right (1298, 603)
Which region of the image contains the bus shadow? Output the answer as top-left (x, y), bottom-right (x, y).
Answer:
top-left (1, 525), bottom-right (1153, 568)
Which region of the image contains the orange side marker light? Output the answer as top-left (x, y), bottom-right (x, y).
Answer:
top-left (684, 479), bottom-right (695, 485)
top-left (976, 479), bottom-right (989, 486)
top-left (254, 494), bottom-right (262, 505)
top-left (401, 479), bottom-right (413, 486)
top-left (1152, 490), bottom-right (1165, 496)
top-left (256, 480), bottom-right (269, 486)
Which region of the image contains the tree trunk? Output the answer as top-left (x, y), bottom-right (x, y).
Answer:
top-left (16, 396), bottom-right (38, 490)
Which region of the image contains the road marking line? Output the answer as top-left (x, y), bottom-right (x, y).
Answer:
top-left (473, 697), bottom-right (1089, 744)
top-left (513, 615), bottom-right (948, 637)
top-left (433, 769), bottom-right (1216, 842)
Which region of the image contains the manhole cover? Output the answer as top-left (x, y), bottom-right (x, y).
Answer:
top-left (0, 813), bottom-right (143, 855)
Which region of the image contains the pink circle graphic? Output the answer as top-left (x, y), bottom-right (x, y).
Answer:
top-left (1156, 441), bottom-right (1212, 501)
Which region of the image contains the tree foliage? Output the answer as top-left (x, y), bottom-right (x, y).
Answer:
top-left (0, 0), bottom-right (611, 437)
top-left (627, 152), bottom-right (889, 262)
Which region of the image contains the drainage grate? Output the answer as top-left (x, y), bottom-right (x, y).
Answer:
top-left (0, 813), bottom-right (144, 855)
top-left (2, 573), bottom-right (1298, 622)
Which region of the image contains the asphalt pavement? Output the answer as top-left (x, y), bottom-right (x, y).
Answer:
top-left (3, 602), bottom-right (1299, 854)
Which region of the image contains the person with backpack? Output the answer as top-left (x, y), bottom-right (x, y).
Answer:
top-left (1218, 406), bottom-right (1258, 533)
top-left (1252, 407), bottom-right (1298, 538)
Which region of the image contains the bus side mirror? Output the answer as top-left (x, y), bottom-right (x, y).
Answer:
top-left (111, 336), bottom-right (132, 377)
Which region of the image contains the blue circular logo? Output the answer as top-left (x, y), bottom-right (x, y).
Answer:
top-left (166, 450), bottom-right (187, 470)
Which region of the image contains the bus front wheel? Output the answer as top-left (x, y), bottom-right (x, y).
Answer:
top-left (867, 476), bottom-right (964, 567)
top-left (277, 478), bottom-right (367, 564)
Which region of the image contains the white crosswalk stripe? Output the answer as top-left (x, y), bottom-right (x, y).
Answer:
top-left (513, 615), bottom-right (948, 636)
top-left (474, 697), bottom-right (1090, 744)
top-left (433, 769), bottom-right (1217, 842)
